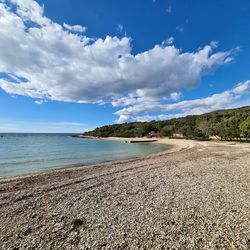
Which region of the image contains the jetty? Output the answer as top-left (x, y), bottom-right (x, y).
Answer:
top-left (124, 139), bottom-right (158, 143)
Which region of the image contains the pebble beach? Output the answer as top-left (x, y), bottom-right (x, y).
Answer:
top-left (0, 139), bottom-right (249, 249)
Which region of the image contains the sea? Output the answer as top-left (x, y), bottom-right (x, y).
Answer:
top-left (0, 133), bottom-right (170, 178)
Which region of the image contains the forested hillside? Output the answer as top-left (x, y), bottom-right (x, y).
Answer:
top-left (84, 106), bottom-right (250, 141)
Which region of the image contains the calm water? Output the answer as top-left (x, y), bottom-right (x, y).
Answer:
top-left (0, 134), bottom-right (170, 177)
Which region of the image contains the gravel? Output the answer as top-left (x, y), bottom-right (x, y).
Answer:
top-left (0, 141), bottom-right (249, 249)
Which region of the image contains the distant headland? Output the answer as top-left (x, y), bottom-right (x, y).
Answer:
top-left (83, 106), bottom-right (250, 142)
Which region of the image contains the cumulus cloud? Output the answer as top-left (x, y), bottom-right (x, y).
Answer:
top-left (115, 81), bottom-right (250, 123)
top-left (63, 23), bottom-right (86, 33)
top-left (162, 36), bottom-right (174, 46)
top-left (0, 0), bottom-right (236, 103)
top-left (169, 92), bottom-right (181, 101)
top-left (0, 0), bottom-right (244, 123)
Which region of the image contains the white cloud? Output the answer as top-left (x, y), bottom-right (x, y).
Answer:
top-left (232, 81), bottom-right (250, 94)
top-left (176, 25), bottom-right (184, 32)
top-left (34, 99), bottom-right (47, 104)
top-left (117, 23), bottom-right (123, 33)
top-left (0, 0), bottom-right (236, 104)
top-left (162, 36), bottom-right (174, 46)
top-left (169, 92), bottom-right (181, 101)
top-left (34, 100), bottom-right (44, 105)
top-left (116, 114), bottom-right (155, 124)
top-left (115, 81), bottom-right (250, 123)
top-left (63, 23), bottom-right (86, 33)
top-left (0, 0), bottom-right (243, 124)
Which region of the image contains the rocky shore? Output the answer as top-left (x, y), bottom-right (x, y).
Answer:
top-left (0, 140), bottom-right (249, 249)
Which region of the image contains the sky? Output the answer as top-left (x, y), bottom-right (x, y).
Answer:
top-left (0, 0), bottom-right (250, 133)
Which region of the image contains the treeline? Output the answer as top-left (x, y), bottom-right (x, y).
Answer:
top-left (84, 106), bottom-right (250, 141)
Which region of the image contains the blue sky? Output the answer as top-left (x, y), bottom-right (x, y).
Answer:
top-left (0, 0), bottom-right (250, 132)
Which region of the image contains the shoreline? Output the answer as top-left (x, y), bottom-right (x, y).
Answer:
top-left (1, 137), bottom-right (248, 182)
top-left (0, 137), bottom-right (186, 182)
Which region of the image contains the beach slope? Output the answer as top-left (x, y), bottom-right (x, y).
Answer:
top-left (0, 140), bottom-right (249, 249)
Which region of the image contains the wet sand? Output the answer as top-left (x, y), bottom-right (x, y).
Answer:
top-left (0, 139), bottom-right (249, 249)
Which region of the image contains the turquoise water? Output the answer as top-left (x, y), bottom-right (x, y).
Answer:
top-left (0, 134), bottom-right (169, 177)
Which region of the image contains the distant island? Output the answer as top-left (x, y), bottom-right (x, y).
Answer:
top-left (84, 106), bottom-right (250, 141)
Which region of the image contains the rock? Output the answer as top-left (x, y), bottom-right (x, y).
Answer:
top-left (23, 227), bottom-right (32, 236)
top-left (71, 218), bottom-right (85, 231)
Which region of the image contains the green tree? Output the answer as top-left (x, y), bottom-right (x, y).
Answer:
top-left (240, 117), bottom-right (250, 140)
top-left (83, 106), bottom-right (250, 141)
top-left (196, 120), bottom-right (211, 137)
top-left (219, 117), bottom-right (241, 141)
top-left (160, 126), bottom-right (173, 137)
top-left (185, 127), bottom-right (208, 140)
top-left (139, 123), bottom-right (157, 136)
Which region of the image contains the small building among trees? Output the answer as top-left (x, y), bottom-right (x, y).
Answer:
top-left (148, 131), bottom-right (157, 138)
